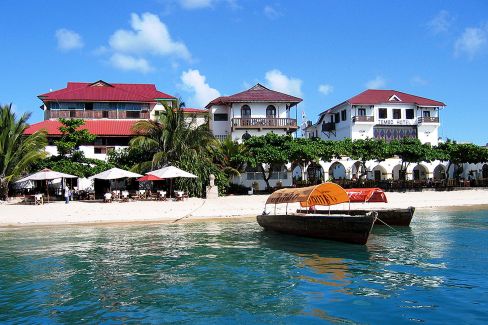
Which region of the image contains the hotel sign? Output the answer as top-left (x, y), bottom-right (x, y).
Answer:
top-left (378, 119), bottom-right (414, 126)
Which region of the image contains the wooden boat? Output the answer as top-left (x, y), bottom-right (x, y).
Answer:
top-left (308, 188), bottom-right (415, 226)
top-left (257, 183), bottom-right (377, 245)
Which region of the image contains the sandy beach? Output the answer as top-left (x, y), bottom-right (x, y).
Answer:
top-left (1, 189), bottom-right (488, 227)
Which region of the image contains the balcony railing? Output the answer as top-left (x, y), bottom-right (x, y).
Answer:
top-left (46, 110), bottom-right (150, 119)
top-left (417, 116), bottom-right (439, 124)
top-left (322, 122), bottom-right (335, 132)
top-left (214, 134), bottom-right (228, 141)
top-left (352, 115), bottom-right (374, 123)
top-left (232, 118), bottom-right (298, 129)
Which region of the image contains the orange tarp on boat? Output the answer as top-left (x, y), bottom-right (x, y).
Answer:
top-left (266, 182), bottom-right (350, 207)
top-left (345, 188), bottom-right (388, 203)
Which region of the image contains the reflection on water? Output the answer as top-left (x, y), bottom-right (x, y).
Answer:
top-left (1, 209), bottom-right (488, 323)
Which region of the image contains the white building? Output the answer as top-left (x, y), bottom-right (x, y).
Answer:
top-left (206, 83), bottom-right (302, 142)
top-left (304, 89), bottom-right (445, 145)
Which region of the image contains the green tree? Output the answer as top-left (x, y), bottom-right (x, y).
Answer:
top-left (347, 138), bottom-right (391, 178)
top-left (0, 104), bottom-right (47, 200)
top-left (288, 137), bottom-right (324, 181)
top-left (436, 140), bottom-right (488, 179)
top-left (389, 138), bottom-right (435, 180)
top-left (238, 133), bottom-right (291, 190)
top-left (54, 118), bottom-right (96, 157)
top-left (129, 107), bottom-right (224, 196)
top-left (213, 136), bottom-right (247, 179)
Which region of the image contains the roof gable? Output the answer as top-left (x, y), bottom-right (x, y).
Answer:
top-left (206, 83), bottom-right (302, 108)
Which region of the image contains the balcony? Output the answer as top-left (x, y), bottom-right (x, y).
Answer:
top-left (417, 116), bottom-right (439, 124)
top-left (46, 110), bottom-right (150, 119)
top-left (232, 118), bottom-right (298, 130)
top-left (322, 122), bottom-right (335, 132)
top-left (352, 115), bottom-right (375, 123)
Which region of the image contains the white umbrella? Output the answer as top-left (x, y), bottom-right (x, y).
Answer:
top-left (148, 166), bottom-right (197, 198)
top-left (148, 166), bottom-right (197, 179)
top-left (15, 168), bottom-right (77, 202)
top-left (90, 167), bottom-right (142, 180)
top-left (16, 168), bottom-right (77, 182)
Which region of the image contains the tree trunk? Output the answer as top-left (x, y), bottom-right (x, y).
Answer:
top-left (0, 179), bottom-right (9, 201)
top-left (259, 165), bottom-right (271, 191)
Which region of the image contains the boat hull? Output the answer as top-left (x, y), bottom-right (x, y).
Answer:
top-left (256, 212), bottom-right (377, 245)
top-left (311, 207), bottom-right (414, 226)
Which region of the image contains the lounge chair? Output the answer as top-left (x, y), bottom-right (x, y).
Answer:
top-left (121, 191), bottom-right (130, 202)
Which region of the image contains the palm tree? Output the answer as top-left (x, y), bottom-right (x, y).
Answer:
top-left (0, 104), bottom-right (47, 200)
top-left (213, 136), bottom-right (247, 179)
top-left (130, 107), bottom-right (218, 197)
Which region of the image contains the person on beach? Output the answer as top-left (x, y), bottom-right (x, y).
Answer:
top-left (64, 185), bottom-right (70, 204)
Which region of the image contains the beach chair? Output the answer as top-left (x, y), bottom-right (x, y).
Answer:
top-left (175, 191), bottom-right (184, 201)
top-left (157, 190), bottom-right (167, 201)
top-left (103, 192), bottom-right (112, 203)
top-left (34, 194), bottom-right (43, 205)
top-left (137, 190), bottom-right (147, 200)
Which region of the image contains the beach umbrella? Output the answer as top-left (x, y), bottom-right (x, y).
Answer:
top-left (15, 168), bottom-right (77, 202)
top-left (148, 166), bottom-right (197, 179)
top-left (90, 167), bottom-right (142, 192)
top-left (148, 166), bottom-right (197, 197)
top-left (136, 174), bottom-right (164, 182)
top-left (90, 167), bottom-right (142, 180)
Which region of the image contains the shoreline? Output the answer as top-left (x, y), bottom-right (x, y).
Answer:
top-left (2, 190), bottom-right (488, 229)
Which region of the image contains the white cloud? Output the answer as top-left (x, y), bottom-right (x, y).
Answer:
top-left (109, 12), bottom-right (191, 61)
top-left (109, 53), bottom-right (153, 73)
top-left (55, 28), bottom-right (84, 51)
top-left (264, 5), bottom-right (282, 19)
top-left (179, 0), bottom-right (213, 9)
top-left (180, 69), bottom-right (221, 107)
top-left (264, 69), bottom-right (303, 97)
top-left (318, 84), bottom-right (334, 96)
top-left (366, 76), bottom-right (386, 89)
top-left (427, 10), bottom-right (453, 34)
top-left (454, 24), bottom-right (488, 59)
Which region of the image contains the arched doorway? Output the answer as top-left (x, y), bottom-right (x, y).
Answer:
top-left (392, 164), bottom-right (403, 180)
top-left (433, 164), bottom-right (446, 180)
top-left (329, 162), bottom-right (346, 180)
top-left (413, 164), bottom-right (428, 180)
top-left (371, 165), bottom-right (387, 181)
top-left (351, 161), bottom-right (362, 180)
top-left (307, 163), bottom-right (324, 184)
top-left (483, 164), bottom-right (488, 179)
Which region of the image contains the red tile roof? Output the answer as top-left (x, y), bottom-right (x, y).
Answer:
top-left (38, 80), bottom-right (175, 103)
top-left (322, 89), bottom-right (446, 115)
top-left (206, 84), bottom-right (302, 108)
top-left (181, 108), bottom-right (207, 114)
top-left (24, 120), bottom-right (137, 136)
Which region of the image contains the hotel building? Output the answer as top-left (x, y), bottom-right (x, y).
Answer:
top-left (24, 80), bottom-right (207, 160)
top-left (304, 89), bottom-right (445, 145)
top-left (206, 83), bottom-right (302, 142)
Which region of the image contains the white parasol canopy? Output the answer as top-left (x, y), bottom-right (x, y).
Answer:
top-left (148, 166), bottom-right (197, 179)
top-left (90, 167), bottom-right (142, 180)
top-left (16, 168), bottom-right (77, 182)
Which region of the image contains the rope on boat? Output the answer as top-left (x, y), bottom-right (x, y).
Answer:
top-left (375, 216), bottom-right (400, 233)
top-left (172, 199), bottom-right (207, 223)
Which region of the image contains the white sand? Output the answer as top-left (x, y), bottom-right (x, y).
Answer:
top-left (1, 189), bottom-right (488, 227)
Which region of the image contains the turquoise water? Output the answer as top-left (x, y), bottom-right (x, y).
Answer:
top-left (1, 210), bottom-right (488, 324)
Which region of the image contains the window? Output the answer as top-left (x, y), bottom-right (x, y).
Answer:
top-left (393, 109), bottom-right (401, 119)
top-left (358, 108), bottom-right (366, 116)
top-left (126, 111), bottom-right (141, 119)
top-left (406, 109), bottom-right (414, 119)
top-left (423, 110), bottom-right (431, 118)
top-left (214, 113), bottom-right (228, 121)
top-left (266, 105), bottom-right (276, 118)
top-left (335, 113), bottom-right (340, 124)
top-left (94, 147), bottom-right (107, 154)
top-left (85, 103), bottom-right (93, 110)
top-left (341, 110), bottom-right (347, 121)
top-left (241, 105), bottom-right (251, 118)
top-left (102, 111), bottom-right (109, 118)
top-left (378, 108), bottom-right (387, 119)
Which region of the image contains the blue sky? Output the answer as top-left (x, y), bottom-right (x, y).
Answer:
top-left (1, 0), bottom-right (487, 144)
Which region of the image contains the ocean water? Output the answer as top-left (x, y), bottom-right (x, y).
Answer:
top-left (1, 209), bottom-right (488, 324)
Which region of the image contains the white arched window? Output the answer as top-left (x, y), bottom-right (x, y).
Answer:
top-left (241, 105), bottom-right (251, 118)
top-left (266, 105), bottom-right (276, 118)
